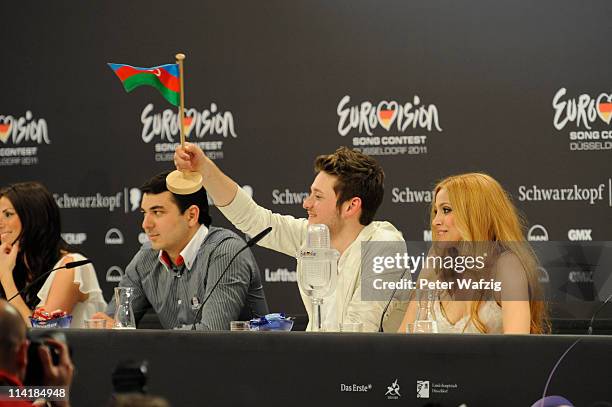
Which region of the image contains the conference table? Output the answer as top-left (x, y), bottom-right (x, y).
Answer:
top-left (61, 329), bottom-right (612, 406)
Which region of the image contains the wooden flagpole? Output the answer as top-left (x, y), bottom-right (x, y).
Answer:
top-left (166, 52), bottom-right (203, 195)
top-left (176, 53), bottom-right (186, 146)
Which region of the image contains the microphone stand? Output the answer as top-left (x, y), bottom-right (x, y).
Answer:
top-left (191, 227), bottom-right (271, 330)
top-left (7, 259), bottom-right (92, 303)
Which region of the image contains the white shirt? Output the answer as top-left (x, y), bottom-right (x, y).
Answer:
top-left (158, 224), bottom-right (209, 271)
top-left (219, 187), bottom-right (406, 332)
top-left (37, 253), bottom-right (107, 328)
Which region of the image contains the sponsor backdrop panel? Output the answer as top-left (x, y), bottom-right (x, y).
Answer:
top-left (1, 0), bottom-right (610, 323)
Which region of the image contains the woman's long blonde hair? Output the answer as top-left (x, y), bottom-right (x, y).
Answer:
top-left (431, 173), bottom-right (549, 334)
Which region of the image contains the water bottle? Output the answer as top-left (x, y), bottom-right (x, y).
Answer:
top-left (413, 289), bottom-right (438, 333)
top-left (113, 287), bottom-right (136, 329)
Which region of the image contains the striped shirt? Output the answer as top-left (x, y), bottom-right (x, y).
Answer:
top-left (106, 226), bottom-right (268, 330)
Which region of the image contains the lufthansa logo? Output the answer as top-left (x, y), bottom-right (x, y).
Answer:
top-left (527, 225), bottom-right (549, 242)
top-left (568, 229), bottom-right (592, 241)
top-left (105, 228), bottom-right (124, 245)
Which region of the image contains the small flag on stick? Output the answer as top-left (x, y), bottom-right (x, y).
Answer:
top-left (108, 63), bottom-right (179, 106)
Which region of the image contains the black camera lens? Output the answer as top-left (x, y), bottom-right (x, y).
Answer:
top-left (24, 330), bottom-right (69, 386)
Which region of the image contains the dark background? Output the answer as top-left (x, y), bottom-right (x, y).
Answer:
top-left (1, 0), bottom-right (610, 322)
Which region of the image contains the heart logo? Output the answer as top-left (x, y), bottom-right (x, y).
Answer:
top-left (183, 109), bottom-right (197, 137)
top-left (596, 93), bottom-right (612, 125)
top-left (0, 117), bottom-right (12, 143)
top-left (377, 101), bottom-right (399, 131)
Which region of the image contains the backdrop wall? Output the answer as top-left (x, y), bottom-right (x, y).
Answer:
top-left (1, 0), bottom-right (610, 321)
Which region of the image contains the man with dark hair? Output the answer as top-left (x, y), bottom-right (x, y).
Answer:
top-left (174, 144), bottom-right (406, 332)
top-left (93, 172), bottom-right (268, 330)
top-left (0, 300), bottom-right (73, 407)
top-left (313, 147), bottom-right (384, 226)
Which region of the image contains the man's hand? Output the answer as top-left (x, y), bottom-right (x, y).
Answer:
top-left (175, 140), bottom-right (239, 206)
top-left (91, 312), bottom-right (115, 328)
top-left (38, 339), bottom-right (73, 407)
top-left (39, 339), bottom-right (74, 387)
top-left (174, 142), bottom-right (207, 174)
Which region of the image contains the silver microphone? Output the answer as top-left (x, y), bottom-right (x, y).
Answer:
top-left (297, 224), bottom-right (339, 331)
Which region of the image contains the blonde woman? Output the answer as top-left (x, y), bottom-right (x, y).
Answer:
top-left (399, 173), bottom-right (548, 334)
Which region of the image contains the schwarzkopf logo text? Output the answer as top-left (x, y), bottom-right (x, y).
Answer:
top-left (54, 192), bottom-right (123, 212)
top-left (518, 183), bottom-right (606, 205)
top-left (54, 188), bottom-right (150, 213)
top-left (272, 189), bottom-right (309, 205)
top-left (391, 187), bottom-right (433, 203)
top-left (337, 96), bottom-right (442, 136)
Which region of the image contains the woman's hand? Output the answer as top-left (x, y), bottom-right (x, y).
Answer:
top-left (0, 241), bottom-right (18, 282)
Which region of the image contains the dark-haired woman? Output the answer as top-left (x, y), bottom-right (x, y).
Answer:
top-left (0, 182), bottom-right (106, 327)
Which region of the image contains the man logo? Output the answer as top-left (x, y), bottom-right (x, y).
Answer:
top-left (568, 229), bottom-right (592, 241)
top-left (527, 225), bottom-right (549, 241)
top-left (105, 228), bottom-right (124, 245)
top-left (106, 266), bottom-right (124, 282)
top-left (138, 232), bottom-right (149, 245)
top-left (129, 188), bottom-right (142, 212)
top-left (423, 230), bottom-right (432, 241)
top-left (385, 379), bottom-right (401, 399)
top-left (416, 380), bottom-right (429, 399)
top-left (537, 267), bottom-right (550, 283)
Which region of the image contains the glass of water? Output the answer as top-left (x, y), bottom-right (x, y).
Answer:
top-left (413, 289), bottom-right (438, 333)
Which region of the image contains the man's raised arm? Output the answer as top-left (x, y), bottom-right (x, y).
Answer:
top-left (174, 142), bottom-right (308, 258)
top-left (174, 142), bottom-right (238, 207)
